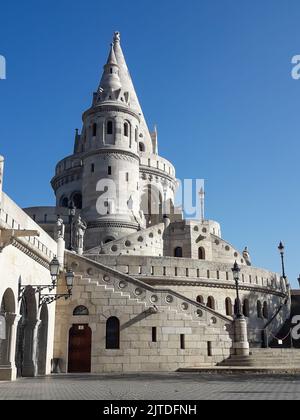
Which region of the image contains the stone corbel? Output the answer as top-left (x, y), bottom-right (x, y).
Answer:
top-left (0, 228), bottom-right (40, 253)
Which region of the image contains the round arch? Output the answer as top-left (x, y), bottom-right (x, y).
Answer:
top-left (0, 288), bottom-right (17, 371)
top-left (140, 184), bottom-right (162, 226)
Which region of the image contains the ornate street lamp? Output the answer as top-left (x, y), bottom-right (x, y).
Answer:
top-left (65, 269), bottom-right (75, 296)
top-left (39, 269), bottom-right (74, 307)
top-left (49, 256), bottom-right (60, 286)
top-left (68, 201), bottom-right (76, 250)
top-left (232, 261), bottom-right (243, 319)
top-left (278, 241), bottom-right (286, 279)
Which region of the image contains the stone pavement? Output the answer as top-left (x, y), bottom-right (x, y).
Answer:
top-left (0, 373), bottom-right (300, 400)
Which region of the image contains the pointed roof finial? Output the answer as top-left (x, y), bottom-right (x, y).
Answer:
top-left (113, 31), bottom-right (121, 44)
top-left (107, 43), bottom-right (118, 66)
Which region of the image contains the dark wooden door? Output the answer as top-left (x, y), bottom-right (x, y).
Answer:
top-left (68, 324), bottom-right (92, 373)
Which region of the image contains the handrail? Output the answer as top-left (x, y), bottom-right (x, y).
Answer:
top-left (65, 250), bottom-right (233, 323)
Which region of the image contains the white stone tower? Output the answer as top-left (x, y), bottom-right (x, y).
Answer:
top-left (50, 32), bottom-right (178, 249)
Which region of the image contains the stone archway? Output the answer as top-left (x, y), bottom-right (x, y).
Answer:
top-left (15, 286), bottom-right (39, 377)
top-left (0, 288), bottom-right (17, 380)
top-left (140, 184), bottom-right (163, 227)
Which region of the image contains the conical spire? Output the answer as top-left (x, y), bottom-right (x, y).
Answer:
top-left (98, 42), bottom-right (122, 99)
top-left (106, 43), bottom-right (118, 66)
top-left (112, 32), bottom-right (153, 151)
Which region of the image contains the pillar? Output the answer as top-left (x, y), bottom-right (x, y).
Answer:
top-left (0, 313), bottom-right (19, 381)
top-left (22, 319), bottom-right (41, 377)
top-left (57, 237), bottom-right (65, 268)
top-left (233, 317), bottom-right (249, 356)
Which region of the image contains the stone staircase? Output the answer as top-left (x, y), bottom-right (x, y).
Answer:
top-left (66, 251), bottom-right (233, 330)
top-left (218, 348), bottom-right (300, 369)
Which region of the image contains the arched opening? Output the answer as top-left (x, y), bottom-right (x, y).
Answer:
top-left (207, 296), bottom-right (215, 310)
top-left (198, 247), bottom-right (205, 260)
top-left (243, 299), bottom-right (250, 317)
top-left (92, 123), bottom-right (97, 137)
top-left (139, 142), bottom-right (145, 152)
top-left (107, 120), bottom-right (113, 135)
top-left (124, 122), bottom-right (129, 137)
top-left (73, 306), bottom-right (89, 316)
top-left (174, 247), bottom-right (183, 258)
top-left (225, 297), bottom-right (233, 316)
top-left (15, 286), bottom-right (38, 377)
top-left (196, 295), bottom-right (204, 304)
top-left (68, 324), bottom-right (92, 373)
top-left (37, 304), bottom-right (48, 375)
top-left (257, 301), bottom-right (263, 319)
top-left (106, 317), bottom-right (120, 349)
top-left (0, 289), bottom-right (16, 373)
top-left (263, 301), bottom-right (269, 319)
top-left (60, 196), bottom-right (69, 208)
top-left (71, 192), bottom-right (82, 210)
top-left (140, 185), bottom-right (162, 227)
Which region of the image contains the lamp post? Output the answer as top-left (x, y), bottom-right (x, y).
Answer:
top-left (49, 256), bottom-right (60, 287)
top-left (297, 275), bottom-right (300, 289)
top-left (68, 201), bottom-right (76, 250)
top-left (232, 261), bottom-right (243, 319)
top-left (278, 241), bottom-right (286, 279)
top-left (65, 269), bottom-right (75, 296)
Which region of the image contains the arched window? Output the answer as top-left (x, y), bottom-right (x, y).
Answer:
top-left (139, 142), bottom-right (145, 152)
top-left (106, 317), bottom-right (120, 349)
top-left (135, 127), bottom-right (138, 142)
top-left (207, 296), bottom-right (215, 310)
top-left (174, 247), bottom-right (183, 258)
top-left (73, 306), bottom-right (89, 316)
top-left (225, 297), bottom-right (233, 316)
top-left (263, 302), bottom-right (269, 319)
top-left (60, 197), bottom-right (69, 208)
top-left (72, 193), bottom-right (82, 210)
top-left (92, 123), bottom-right (97, 137)
top-left (196, 295), bottom-right (204, 304)
top-left (198, 247), bottom-right (205, 260)
top-left (257, 301), bottom-right (263, 318)
top-left (107, 120), bottom-right (113, 135)
top-left (124, 122), bottom-right (129, 137)
top-left (243, 299), bottom-right (250, 317)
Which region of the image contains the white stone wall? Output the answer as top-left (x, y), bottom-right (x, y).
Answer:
top-left (54, 252), bottom-right (234, 373)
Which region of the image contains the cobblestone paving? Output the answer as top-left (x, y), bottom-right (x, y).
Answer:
top-left (0, 373), bottom-right (300, 400)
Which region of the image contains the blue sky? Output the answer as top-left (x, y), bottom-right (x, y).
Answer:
top-left (0, 0), bottom-right (299, 286)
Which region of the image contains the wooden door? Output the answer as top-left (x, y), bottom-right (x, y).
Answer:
top-left (68, 324), bottom-right (91, 373)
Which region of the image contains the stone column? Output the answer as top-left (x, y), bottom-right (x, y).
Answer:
top-left (114, 117), bottom-right (123, 146)
top-left (22, 319), bottom-right (41, 377)
top-left (233, 317), bottom-right (249, 356)
top-left (57, 237), bottom-right (65, 268)
top-left (0, 313), bottom-right (18, 381)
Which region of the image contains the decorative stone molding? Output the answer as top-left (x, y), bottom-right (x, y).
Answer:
top-left (87, 221), bottom-right (139, 230)
top-left (83, 105), bottom-right (141, 123)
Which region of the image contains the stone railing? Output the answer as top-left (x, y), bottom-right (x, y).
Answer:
top-left (0, 192), bottom-right (57, 262)
top-left (86, 254), bottom-right (287, 295)
top-left (66, 251), bottom-right (233, 327)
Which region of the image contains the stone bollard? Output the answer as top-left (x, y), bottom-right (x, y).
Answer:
top-left (233, 317), bottom-right (250, 356)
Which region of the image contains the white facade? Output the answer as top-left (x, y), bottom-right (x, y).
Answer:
top-left (1, 33), bottom-right (291, 376)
